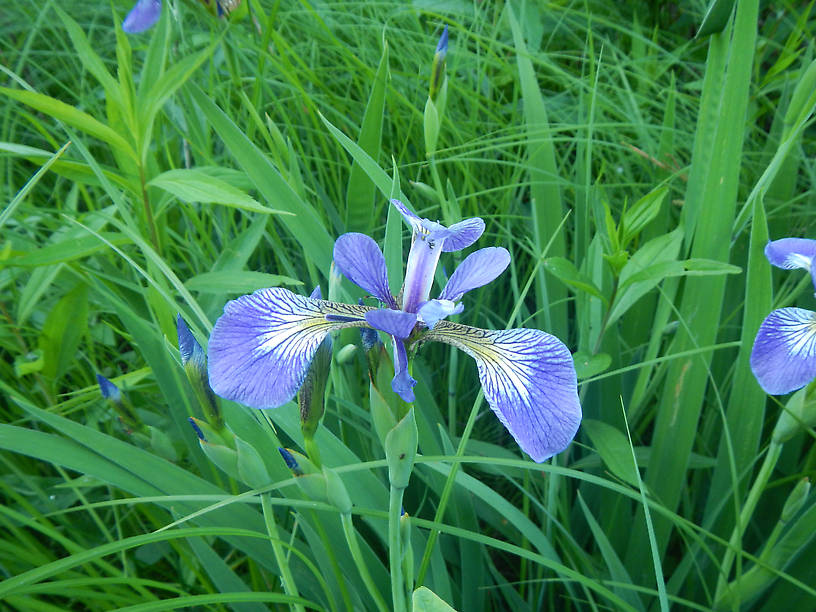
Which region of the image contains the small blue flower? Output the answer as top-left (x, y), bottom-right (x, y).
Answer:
top-left (122, 0), bottom-right (162, 34)
top-left (96, 374), bottom-right (122, 402)
top-left (751, 238), bottom-right (816, 394)
top-left (208, 200), bottom-right (581, 462)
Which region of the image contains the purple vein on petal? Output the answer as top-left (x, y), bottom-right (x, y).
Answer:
top-left (208, 287), bottom-right (371, 409)
top-left (750, 307), bottom-right (816, 395)
top-left (426, 321), bottom-right (581, 462)
top-left (333, 233), bottom-right (396, 307)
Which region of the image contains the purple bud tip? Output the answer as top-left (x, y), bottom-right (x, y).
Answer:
top-left (96, 374), bottom-right (121, 402)
top-left (176, 314), bottom-right (198, 366)
top-left (400, 505), bottom-right (406, 516)
top-left (436, 25), bottom-right (449, 54)
top-left (188, 417), bottom-right (206, 441)
top-left (278, 447), bottom-right (300, 471)
top-left (310, 286), bottom-right (322, 300)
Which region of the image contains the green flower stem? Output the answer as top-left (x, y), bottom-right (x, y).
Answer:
top-left (260, 493), bottom-right (305, 612)
top-left (415, 389), bottom-right (484, 586)
top-left (714, 440), bottom-right (782, 603)
top-left (340, 513), bottom-right (389, 612)
top-left (389, 484), bottom-right (407, 612)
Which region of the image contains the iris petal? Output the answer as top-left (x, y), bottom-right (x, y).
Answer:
top-left (333, 233), bottom-right (396, 307)
top-left (390, 199), bottom-right (422, 230)
top-left (439, 247), bottom-right (510, 301)
top-left (122, 0), bottom-right (162, 33)
top-left (391, 339), bottom-right (417, 402)
top-left (426, 321), bottom-right (581, 462)
top-left (208, 287), bottom-right (371, 408)
top-left (750, 307), bottom-right (816, 395)
top-left (417, 299), bottom-right (463, 329)
top-left (765, 238), bottom-right (816, 271)
top-left (365, 309), bottom-right (417, 339)
top-left (442, 217), bottom-right (485, 252)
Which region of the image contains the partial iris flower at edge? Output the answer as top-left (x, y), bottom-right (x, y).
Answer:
top-left (207, 199), bottom-right (581, 462)
top-left (750, 238), bottom-right (816, 395)
top-left (122, 0), bottom-right (162, 33)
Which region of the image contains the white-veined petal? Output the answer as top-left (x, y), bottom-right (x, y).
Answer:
top-left (426, 321), bottom-right (581, 462)
top-left (750, 307), bottom-right (816, 395)
top-left (208, 287), bottom-right (371, 408)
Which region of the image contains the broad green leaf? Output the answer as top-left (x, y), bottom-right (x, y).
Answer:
top-left (0, 87), bottom-right (136, 160)
top-left (543, 257), bottom-right (606, 303)
top-left (697, 0), bottom-right (735, 38)
top-left (149, 169), bottom-right (292, 215)
top-left (621, 185), bottom-right (668, 247)
top-left (188, 84), bottom-right (334, 272)
top-left (582, 419), bottom-right (641, 487)
top-left (137, 41), bottom-right (218, 162)
top-left (508, 2), bottom-right (568, 336)
top-left (2, 233), bottom-right (130, 267)
top-left (38, 283), bottom-right (88, 383)
top-left (413, 586), bottom-right (457, 612)
top-left (345, 41), bottom-right (389, 233)
top-left (573, 351), bottom-right (612, 380)
top-left (185, 271), bottom-right (302, 294)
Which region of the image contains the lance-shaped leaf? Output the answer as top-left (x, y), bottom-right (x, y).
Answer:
top-left (425, 321), bottom-right (581, 462)
top-left (208, 288), bottom-right (371, 408)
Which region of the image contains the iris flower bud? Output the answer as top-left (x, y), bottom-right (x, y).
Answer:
top-left (177, 315), bottom-right (224, 431)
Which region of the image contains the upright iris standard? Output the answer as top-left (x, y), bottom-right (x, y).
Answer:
top-left (208, 199), bottom-right (581, 462)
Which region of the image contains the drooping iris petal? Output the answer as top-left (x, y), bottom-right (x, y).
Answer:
top-left (391, 339), bottom-right (417, 402)
top-left (365, 309), bottom-right (417, 339)
top-left (417, 299), bottom-right (463, 329)
top-left (208, 287), bottom-right (371, 409)
top-left (333, 233), bottom-right (396, 307)
top-left (442, 217), bottom-right (485, 252)
top-left (439, 247), bottom-right (511, 301)
top-left (750, 307), bottom-right (816, 395)
top-left (122, 0), bottom-right (162, 33)
top-left (765, 238), bottom-right (816, 271)
top-left (426, 321), bottom-right (581, 462)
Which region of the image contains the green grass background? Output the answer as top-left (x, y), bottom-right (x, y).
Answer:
top-left (1, 0), bottom-right (815, 610)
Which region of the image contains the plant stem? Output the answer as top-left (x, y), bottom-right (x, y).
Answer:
top-left (714, 441), bottom-right (782, 603)
top-left (389, 484), bottom-right (407, 612)
top-left (260, 493), bottom-right (306, 612)
top-left (415, 389), bottom-right (483, 586)
top-left (341, 513), bottom-right (389, 612)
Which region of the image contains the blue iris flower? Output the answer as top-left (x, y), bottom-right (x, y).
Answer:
top-left (207, 199), bottom-right (581, 462)
top-left (122, 0), bottom-right (162, 33)
top-left (751, 238), bottom-right (816, 395)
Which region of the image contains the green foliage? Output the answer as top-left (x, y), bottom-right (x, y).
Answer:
top-left (1, 1), bottom-right (815, 611)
